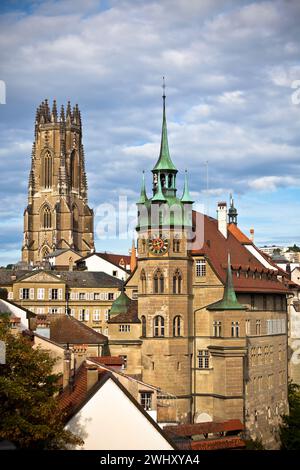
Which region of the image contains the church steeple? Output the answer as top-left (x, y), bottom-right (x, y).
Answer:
top-left (152, 78), bottom-right (177, 198)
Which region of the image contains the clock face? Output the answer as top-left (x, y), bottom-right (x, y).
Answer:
top-left (148, 236), bottom-right (169, 255)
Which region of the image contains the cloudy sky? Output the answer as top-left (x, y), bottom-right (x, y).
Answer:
top-left (0, 0), bottom-right (300, 266)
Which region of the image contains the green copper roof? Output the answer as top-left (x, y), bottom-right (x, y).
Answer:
top-left (208, 254), bottom-right (246, 311)
top-left (109, 289), bottom-right (131, 317)
top-left (181, 170), bottom-right (194, 204)
top-left (152, 96), bottom-right (177, 172)
top-left (137, 171), bottom-right (148, 204)
top-left (152, 172), bottom-right (166, 202)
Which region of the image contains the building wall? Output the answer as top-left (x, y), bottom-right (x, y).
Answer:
top-left (83, 255), bottom-right (130, 280)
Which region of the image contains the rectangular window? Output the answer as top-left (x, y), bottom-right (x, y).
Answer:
top-left (119, 325), bottom-right (131, 332)
top-left (21, 288), bottom-right (30, 300)
top-left (196, 259), bottom-right (206, 277)
top-left (93, 310), bottom-right (100, 321)
top-left (198, 350), bottom-right (209, 369)
top-left (79, 292), bottom-right (85, 300)
top-left (256, 319), bottom-right (261, 335)
top-left (48, 307), bottom-right (58, 314)
top-left (108, 292), bottom-right (114, 301)
top-left (51, 289), bottom-right (58, 300)
top-left (37, 288), bottom-right (45, 300)
top-left (231, 321), bottom-right (240, 337)
top-left (37, 307), bottom-right (45, 314)
top-left (140, 392), bottom-right (152, 411)
top-left (120, 355), bottom-right (127, 370)
top-left (245, 319), bottom-right (251, 335)
top-left (94, 293), bottom-right (100, 300)
top-left (132, 290), bottom-right (138, 300)
top-left (105, 310), bottom-right (109, 322)
top-left (213, 321), bottom-right (222, 337)
top-left (113, 270), bottom-right (117, 277)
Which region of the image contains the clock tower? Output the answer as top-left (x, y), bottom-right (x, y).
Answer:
top-left (136, 83), bottom-right (194, 422)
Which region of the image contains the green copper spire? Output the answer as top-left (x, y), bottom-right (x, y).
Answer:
top-left (152, 78), bottom-right (177, 172)
top-left (181, 170), bottom-right (194, 203)
top-left (208, 253), bottom-right (246, 311)
top-left (137, 171), bottom-right (148, 204)
top-left (152, 171), bottom-right (166, 202)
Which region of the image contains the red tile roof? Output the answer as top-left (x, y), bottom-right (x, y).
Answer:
top-left (164, 419), bottom-right (244, 437)
top-left (58, 363), bottom-right (107, 416)
top-left (228, 223), bottom-right (252, 244)
top-left (88, 356), bottom-right (125, 366)
top-left (191, 436), bottom-right (246, 450)
top-left (191, 212), bottom-right (289, 294)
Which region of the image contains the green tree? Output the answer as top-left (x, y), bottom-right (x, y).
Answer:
top-left (0, 320), bottom-right (82, 449)
top-left (280, 382), bottom-right (300, 450)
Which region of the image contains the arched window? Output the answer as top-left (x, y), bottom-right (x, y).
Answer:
top-left (173, 269), bottom-right (182, 294)
top-left (173, 236), bottom-right (181, 253)
top-left (153, 316), bottom-right (164, 337)
top-left (43, 151), bottom-right (52, 188)
top-left (140, 270), bottom-right (146, 294)
top-left (141, 315), bottom-right (146, 337)
top-left (173, 316), bottom-right (182, 336)
top-left (41, 206), bottom-right (52, 228)
top-left (153, 269), bottom-right (164, 294)
top-left (168, 174), bottom-right (173, 188)
top-left (70, 150), bottom-right (79, 190)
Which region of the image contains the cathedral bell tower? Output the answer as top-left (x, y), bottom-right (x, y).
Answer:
top-left (136, 80), bottom-right (194, 422)
top-left (22, 99), bottom-right (94, 265)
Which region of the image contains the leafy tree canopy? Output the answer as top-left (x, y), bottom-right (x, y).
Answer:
top-left (0, 320), bottom-right (82, 449)
top-left (280, 382), bottom-right (300, 450)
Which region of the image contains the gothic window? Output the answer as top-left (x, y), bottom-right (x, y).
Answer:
top-left (160, 173), bottom-right (166, 188)
top-left (173, 316), bottom-right (182, 336)
top-left (173, 269), bottom-right (182, 294)
top-left (41, 206), bottom-right (52, 228)
top-left (141, 315), bottom-right (146, 337)
top-left (140, 269), bottom-right (146, 294)
top-left (153, 315), bottom-right (165, 337)
top-left (43, 151), bottom-right (52, 188)
top-left (153, 269), bottom-right (164, 294)
top-left (168, 174), bottom-right (173, 188)
top-left (70, 150), bottom-right (79, 190)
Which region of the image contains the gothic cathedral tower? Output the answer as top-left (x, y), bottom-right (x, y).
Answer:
top-left (22, 99), bottom-right (94, 265)
top-left (136, 85), bottom-right (194, 422)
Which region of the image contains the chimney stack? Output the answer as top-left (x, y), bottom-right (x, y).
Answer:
top-left (217, 202), bottom-right (228, 238)
top-left (87, 365), bottom-right (99, 391)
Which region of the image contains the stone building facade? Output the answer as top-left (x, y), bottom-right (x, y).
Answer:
top-left (22, 99), bottom-right (94, 265)
top-left (107, 93), bottom-right (289, 448)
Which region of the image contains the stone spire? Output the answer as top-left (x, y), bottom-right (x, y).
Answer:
top-left (181, 170), bottom-right (194, 204)
top-left (51, 99), bottom-right (58, 122)
top-left (208, 253), bottom-right (245, 310)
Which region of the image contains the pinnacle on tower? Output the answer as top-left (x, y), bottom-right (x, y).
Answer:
top-left (137, 171), bottom-right (148, 204)
top-left (181, 170), bottom-right (194, 204)
top-left (152, 171), bottom-right (166, 202)
top-left (228, 193), bottom-right (238, 225)
top-left (60, 104), bottom-right (65, 122)
top-left (66, 100), bottom-right (72, 123)
top-left (51, 99), bottom-right (58, 122)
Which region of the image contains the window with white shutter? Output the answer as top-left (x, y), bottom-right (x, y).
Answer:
top-left (48, 288), bottom-right (52, 300)
top-left (71, 309), bottom-right (75, 317)
top-left (29, 288), bottom-right (34, 300)
top-left (58, 288), bottom-right (63, 300)
top-left (104, 292), bottom-right (108, 300)
top-left (19, 288), bottom-right (23, 300)
top-left (100, 293), bottom-right (105, 300)
top-left (85, 309), bottom-right (89, 321)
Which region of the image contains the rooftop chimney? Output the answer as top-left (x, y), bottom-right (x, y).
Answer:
top-left (87, 366), bottom-right (99, 391)
top-left (217, 202), bottom-right (228, 238)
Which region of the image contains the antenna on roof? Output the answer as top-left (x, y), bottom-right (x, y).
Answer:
top-left (206, 160), bottom-right (209, 216)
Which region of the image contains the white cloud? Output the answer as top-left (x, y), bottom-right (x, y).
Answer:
top-left (248, 176), bottom-right (300, 192)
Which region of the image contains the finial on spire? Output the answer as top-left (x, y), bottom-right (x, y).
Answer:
top-left (162, 76), bottom-right (166, 100)
top-left (181, 169), bottom-right (194, 204)
top-left (137, 170), bottom-right (148, 204)
top-left (228, 193), bottom-right (238, 225)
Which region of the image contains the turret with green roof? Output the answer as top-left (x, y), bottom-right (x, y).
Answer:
top-left (208, 254), bottom-right (246, 311)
